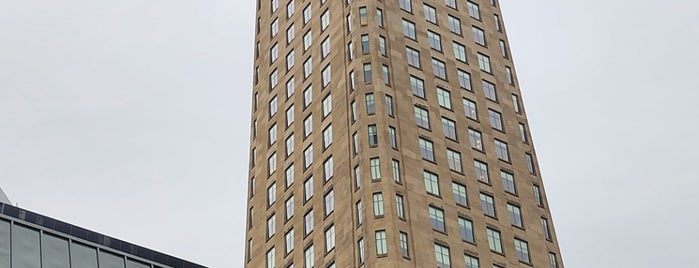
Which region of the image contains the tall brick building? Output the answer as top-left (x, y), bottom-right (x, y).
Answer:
top-left (244, 0), bottom-right (564, 267)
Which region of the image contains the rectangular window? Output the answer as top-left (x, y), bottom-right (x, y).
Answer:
top-left (323, 156), bottom-right (334, 181)
top-left (368, 125), bottom-right (378, 146)
top-left (467, 1), bottom-right (480, 20)
top-left (285, 229), bottom-right (294, 254)
top-left (441, 117), bottom-right (457, 140)
top-left (501, 171), bottom-right (516, 194)
top-left (269, 124), bottom-right (278, 145)
top-left (464, 255), bottom-right (479, 268)
top-left (406, 47), bottom-right (421, 68)
top-left (526, 153), bottom-right (536, 174)
top-left (267, 182), bottom-right (277, 206)
top-left (424, 4), bottom-right (437, 24)
top-left (494, 139), bottom-right (510, 162)
top-left (392, 159), bottom-right (401, 183)
top-left (463, 98), bottom-right (478, 120)
top-left (477, 53), bottom-right (491, 73)
top-left (286, 0), bottom-right (294, 18)
top-left (376, 8), bottom-right (384, 28)
top-left (382, 65), bottom-right (390, 85)
top-left (399, 232), bottom-right (410, 257)
top-left (480, 193), bottom-right (496, 218)
top-left (446, 149), bottom-right (462, 173)
top-left (321, 65), bottom-right (331, 88)
top-left (379, 36), bottom-right (387, 56)
top-left (419, 138), bottom-right (435, 162)
top-left (458, 217), bottom-right (475, 243)
top-left (429, 206), bottom-right (446, 232)
top-left (363, 63), bottom-right (372, 83)
top-left (322, 94), bottom-right (332, 118)
top-left (437, 88), bottom-right (452, 109)
top-left (267, 214), bottom-right (276, 238)
top-left (453, 42), bottom-right (467, 63)
top-left (286, 50), bottom-right (295, 70)
top-left (428, 31), bottom-right (442, 51)
top-left (386, 95), bottom-right (394, 116)
top-left (304, 209), bottom-right (314, 235)
top-left (325, 225), bottom-right (335, 253)
top-left (402, 19), bottom-right (417, 39)
top-left (271, 18), bottom-right (279, 38)
top-left (370, 157), bottom-right (381, 181)
top-left (324, 189), bottom-right (335, 215)
top-left (399, 0), bottom-right (412, 12)
top-left (494, 14), bottom-right (502, 31)
top-left (542, 217), bottom-right (552, 240)
top-left (323, 124), bottom-right (333, 149)
top-left (500, 40), bottom-right (508, 58)
top-left (507, 203), bottom-right (523, 228)
top-left (361, 34), bottom-right (370, 54)
top-left (303, 31), bottom-right (312, 51)
top-left (268, 152), bottom-right (277, 175)
top-left (432, 58), bottom-right (447, 79)
top-left (410, 76), bottom-right (425, 97)
top-left (359, 7), bottom-right (368, 25)
top-left (269, 96), bottom-right (278, 117)
top-left (533, 184), bottom-right (544, 207)
top-left (389, 126), bottom-right (397, 149)
top-left (375, 231), bottom-right (387, 255)
top-left (472, 27), bottom-right (486, 46)
top-left (395, 194), bottom-right (405, 219)
top-left (304, 245), bottom-right (314, 268)
top-left (356, 200), bottom-right (363, 225)
top-left (468, 129), bottom-right (483, 151)
top-left (474, 160), bottom-right (489, 183)
top-left (424, 170), bottom-right (440, 196)
top-left (549, 252), bottom-right (559, 268)
top-left (446, 0), bottom-right (457, 9)
top-left (519, 123), bottom-right (528, 143)
top-left (303, 4), bottom-right (312, 24)
top-left (514, 239), bottom-right (531, 263)
top-left (286, 24), bottom-right (295, 44)
top-left (512, 94), bottom-right (521, 113)
top-left (488, 109), bottom-right (504, 131)
top-left (285, 195), bottom-right (294, 221)
top-left (366, 93), bottom-right (376, 115)
top-left (285, 164), bottom-right (295, 187)
top-left (266, 247), bottom-right (275, 268)
top-left (303, 57), bottom-right (312, 79)
top-left (486, 228), bottom-right (503, 253)
top-left (303, 114), bottom-right (312, 137)
top-left (415, 106), bottom-right (430, 129)
top-left (434, 244), bottom-right (451, 268)
top-left (321, 10), bottom-right (330, 31)
top-left (452, 182), bottom-right (468, 206)
top-left (482, 80), bottom-right (497, 101)
top-left (358, 238), bottom-right (366, 263)
top-left (448, 15), bottom-right (461, 35)
top-left (304, 177), bottom-right (313, 202)
top-left (286, 77), bottom-right (295, 99)
top-left (373, 192), bottom-right (385, 216)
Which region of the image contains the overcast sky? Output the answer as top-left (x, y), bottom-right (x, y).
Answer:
top-left (1, 1), bottom-right (697, 267)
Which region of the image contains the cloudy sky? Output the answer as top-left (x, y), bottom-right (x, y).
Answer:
top-left (1, 0), bottom-right (697, 267)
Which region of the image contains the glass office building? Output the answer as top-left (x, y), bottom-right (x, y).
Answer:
top-left (0, 202), bottom-right (206, 268)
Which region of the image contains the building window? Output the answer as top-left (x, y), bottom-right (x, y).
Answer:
top-left (266, 247), bottom-right (275, 268)
top-left (549, 252), bottom-right (559, 268)
top-left (395, 194), bottom-right (405, 219)
top-left (446, 149), bottom-right (462, 173)
top-left (500, 40), bottom-right (508, 58)
top-left (526, 153), bottom-right (536, 174)
top-left (361, 34), bottom-right (370, 54)
top-left (365, 93), bottom-right (376, 115)
top-left (506, 66), bottom-right (515, 85)
top-left (480, 193), bottom-right (496, 218)
top-left (304, 209), bottom-right (314, 235)
top-left (414, 106), bottom-right (430, 129)
top-left (271, 18), bottom-right (279, 38)
top-left (303, 4), bottom-right (312, 24)
top-left (399, 0), bottom-right (412, 12)
top-left (304, 245), bottom-right (314, 268)
top-left (467, 1), bottom-right (480, 20)
top-left (303, 114), bottom-right (313, 137)
top-left (269, 96), bottom-right (278, 117)
top-left (452, 182), bottom-right (468, 206)
top-left (270, 43), bottom-right (278, 63)
top-left (358, 238), bottom-right (366, 264)
top-left (268, 152), bottom-right (277, 175)
top-left (267, 182), bottom-right (277, 206)
top-left (370, 157), bottom-right (381, 181)
top-left (375, 231), bottom-right (388, 255)
top-left (448, 15), bottom-right (461, 35)
top-left (368, 125), bottom-right (378, 146)
top-left (419, 138), bottom-right (435, 162)
top-left (458, 217), bottom-right (475, 243)
top-left (382, 65), bottom-right (390, 85)
top-left (351, 101), bottom-right (357, 122)
top-left (477, 53), bottom-right (491, 73)
top-left (379, 36), bottom-right (387, 56)
top-left (391, 159), bottom-right (402, 183)
top-left (304, 177), bottom-right (313, 202)
top-left (320, 9), bottom-right (330, 31)
top-left (356, 200), bottom-right (363, 225)
top-left (363, 63), bottom-right (372, 83)
top-left (533, 184), bottom-right (544, 207)
top-left (376, 8), bottom-right (384, 27)
top-left (321, 37), bottom-right (331, 59)
top-left (410, 76), bottom-right (425, 97)
top-left (303, 31), bottom-right (312, 51)
top-left (442, 118), bottom-right (457, 140)
top-left (429, 206), bottom-right (446, 232)
top-left (323, 156), bottom-right (334, 181)
top-left (286, 50), bottom-right (295, 70)
top-left (269, 124), bottom-right (278, 145)
top-left (486, 228), bottom-right (503, 253)
top-left (389, 126), bottom-right (398, 149)
top-left (437, 88), bottom-right (452, 109)
top-left (303, 57), bottom-right (312, 78)
top-left (507, 203), bottom-right (523, 228)
top-left (399, 232), bottom-right (410, 257)
top-left (322, 124), bottom-right (333, 149)
top-left (286, 77), bottom-right (295, 99)
top-left (321, 95), bottom-right (332, 118)
top-left (474, 160), bottom-right (489, 183)
top-left (285, 229), bottom-right (294, 254)
top-left (352, 132), bottom-right (359, 155)
top-left (463, 98), bottom-right (478, 120)
top-left (445, 0), bottom-right (457, 9)
top-left (424, 170), bottom-right (440, 196)
top-left (519, 123), bottom-right (528, 143)
top-left (464, 255), bottom-right (479, 268)
top-left (482, 80), bottom-right (497, 101)
top-left (402, 19), bottom-right (417, 39)
top-left (514, 239), bottom-right (531, 263)
top-left (468, 129), bottom-right (483, 151)
top-left (542, 217), bottom-right (552, 240)
top-left (373, 192), bottom-right (385, 216)
top-left (406, 47), bottom-right (421, 68)
top-left (325, 225), bottom-right (335, 253)
top-left (472, 27), bottom-right (486, 46)
top-left (359, 7), bottom-right (368, 25)
top-left (453, 42), bottom-right (467, 63)
top-left (488, 109), bottom-right (504, 131)
top-left (512, 94), bottom-right (521, 113)
top-left (285, 164), bottom-right (295, 188)
top-left (428, 31), bottom-right (442, 51)
top-left (386, 95), bottom-right (394, 116)
top-left (494, 139), bottom-right (510, 162)
top-left (286, 24), bottom-right (295, 44)
top-left (324, 189), bottom-right (335, 216)
top-left (432, 58), bottom-right (447, 79)
top-left (285, 195), bottom-right (294, 221)
top-left (423, 4), bottom-right (437, 24)
top-left (434, 244), bottom-right (451, 268)
top-left (286, 0), bottom-right (294, 18)
top-left (267, 214), bottom-right (276, 238)
top-left (501, 171), bottom-right (516, 194)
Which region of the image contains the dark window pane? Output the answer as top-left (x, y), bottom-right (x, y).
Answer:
top-left (42, 234), bottom-right (70, 268)
top-left (71, 242), bottom-right (98, 268)
top-left (12, 224), bottom-right (41, 268)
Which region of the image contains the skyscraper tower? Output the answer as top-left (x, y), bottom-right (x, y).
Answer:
top-left (244, 1), bottom-right (564, 267)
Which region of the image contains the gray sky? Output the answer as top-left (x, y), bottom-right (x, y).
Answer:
top-left (0, 0), bottom-right (697, 267)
